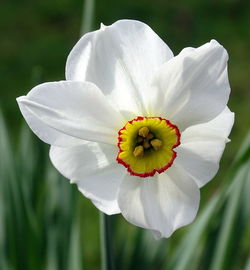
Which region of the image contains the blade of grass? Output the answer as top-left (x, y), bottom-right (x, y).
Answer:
top-left (209, 162), bottom-right (249, 270)
top-left (100, 213), bottom-right (116, 270)
top-left (245, 256), bottom-right (250, 270)
top-left (80, 0), bottom-right (95, 36)
top-left (66, 217), bottom-right (82, 270)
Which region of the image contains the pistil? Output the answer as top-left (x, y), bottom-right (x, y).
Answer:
top-left (143, 140), bottom-right (151, 149)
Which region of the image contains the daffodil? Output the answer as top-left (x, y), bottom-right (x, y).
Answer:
top-left (17, 20), bottom-right (234, 238)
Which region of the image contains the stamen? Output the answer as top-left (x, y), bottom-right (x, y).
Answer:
top-left (146, 133), bottom-right (154, 140)
top-left (133, 145), bottom-right (144, 157)
top-left (143, 140), bottom-right (151, 149)
top-left (138, 127), bottom-right (149, 138)
top-left (137, 136), bottom-right (144, 143)
top-left (151, 139), bottom-right (163, 151)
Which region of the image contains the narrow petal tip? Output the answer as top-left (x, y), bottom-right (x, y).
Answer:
top-left (16, 96), bottom-right (26, 103)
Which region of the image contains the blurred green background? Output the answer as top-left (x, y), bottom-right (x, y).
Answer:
top-left (1, 0), bottom-right (250, 269)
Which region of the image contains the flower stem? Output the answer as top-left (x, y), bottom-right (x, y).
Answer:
top-left (99, 212), bottom-right (116, 270)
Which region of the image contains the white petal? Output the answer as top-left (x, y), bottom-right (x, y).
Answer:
top-left (118, 165), bottom-right (200, 238)
top-left (50, 142), bottom-right (126, 214)
top-left (66, 19), bottom-right (174, 117)
top-left (151, 40), bottom-right (230, 130)
top-left (175, 107), bottom-right (234, 188)
top-left (17, 81), bottom-right (124, 146)
top-left (18, 101), bottom-right (82, 147)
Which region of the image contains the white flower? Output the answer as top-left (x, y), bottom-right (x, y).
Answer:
top-left (17, 20), bottom-right (234, 238)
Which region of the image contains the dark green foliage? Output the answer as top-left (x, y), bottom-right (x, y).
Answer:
top-left (1, 113), bottom-right (250, 269)
top-left (1, 0), bottom-right (250, 268)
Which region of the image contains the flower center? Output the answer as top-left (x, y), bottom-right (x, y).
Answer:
top-left (116, 117), bottom-right (181, 178)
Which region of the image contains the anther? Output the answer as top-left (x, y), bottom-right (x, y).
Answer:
top-left (143, 140), bottom-right (151, 149)
top-left (133, 145), bottom-right (144, 157)
top-left (138, 127), bottom-right (149, 138)
top-left (151, 139), bottom-right (163, 151)
top-left (137, 136), bottom-right (144, 143)
top-left (146, 133), bottom-right (154, 140)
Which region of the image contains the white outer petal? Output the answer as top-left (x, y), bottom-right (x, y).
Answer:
top-left (66, 19), bottom-right (174, 117)
top-left (17, 81), bottom-right (124, 146)
top-left (18, 100), bottom-right (82, 147)
top-left (149, 40), bottom-right (230, 129)
top-left (50, 142), bottom-right (126, 215)
top-left (175, 107), bottom-right (234, 187)
top-left (118, 165), bottom-right (200, 238)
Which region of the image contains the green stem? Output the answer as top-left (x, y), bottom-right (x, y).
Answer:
top-left (80, 0), bottom-right (95, 36)
top-left (99, 212), bottom-right (116, 270)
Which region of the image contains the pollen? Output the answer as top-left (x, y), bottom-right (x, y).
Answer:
top-left (116, 116), bottom-right (181, 178)
top-left (133, 145), bottom-right (144, 157)
top-left (138, 126), bottom-right (150, 138)
top-left (150, 139), bottom-right (162, 151)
